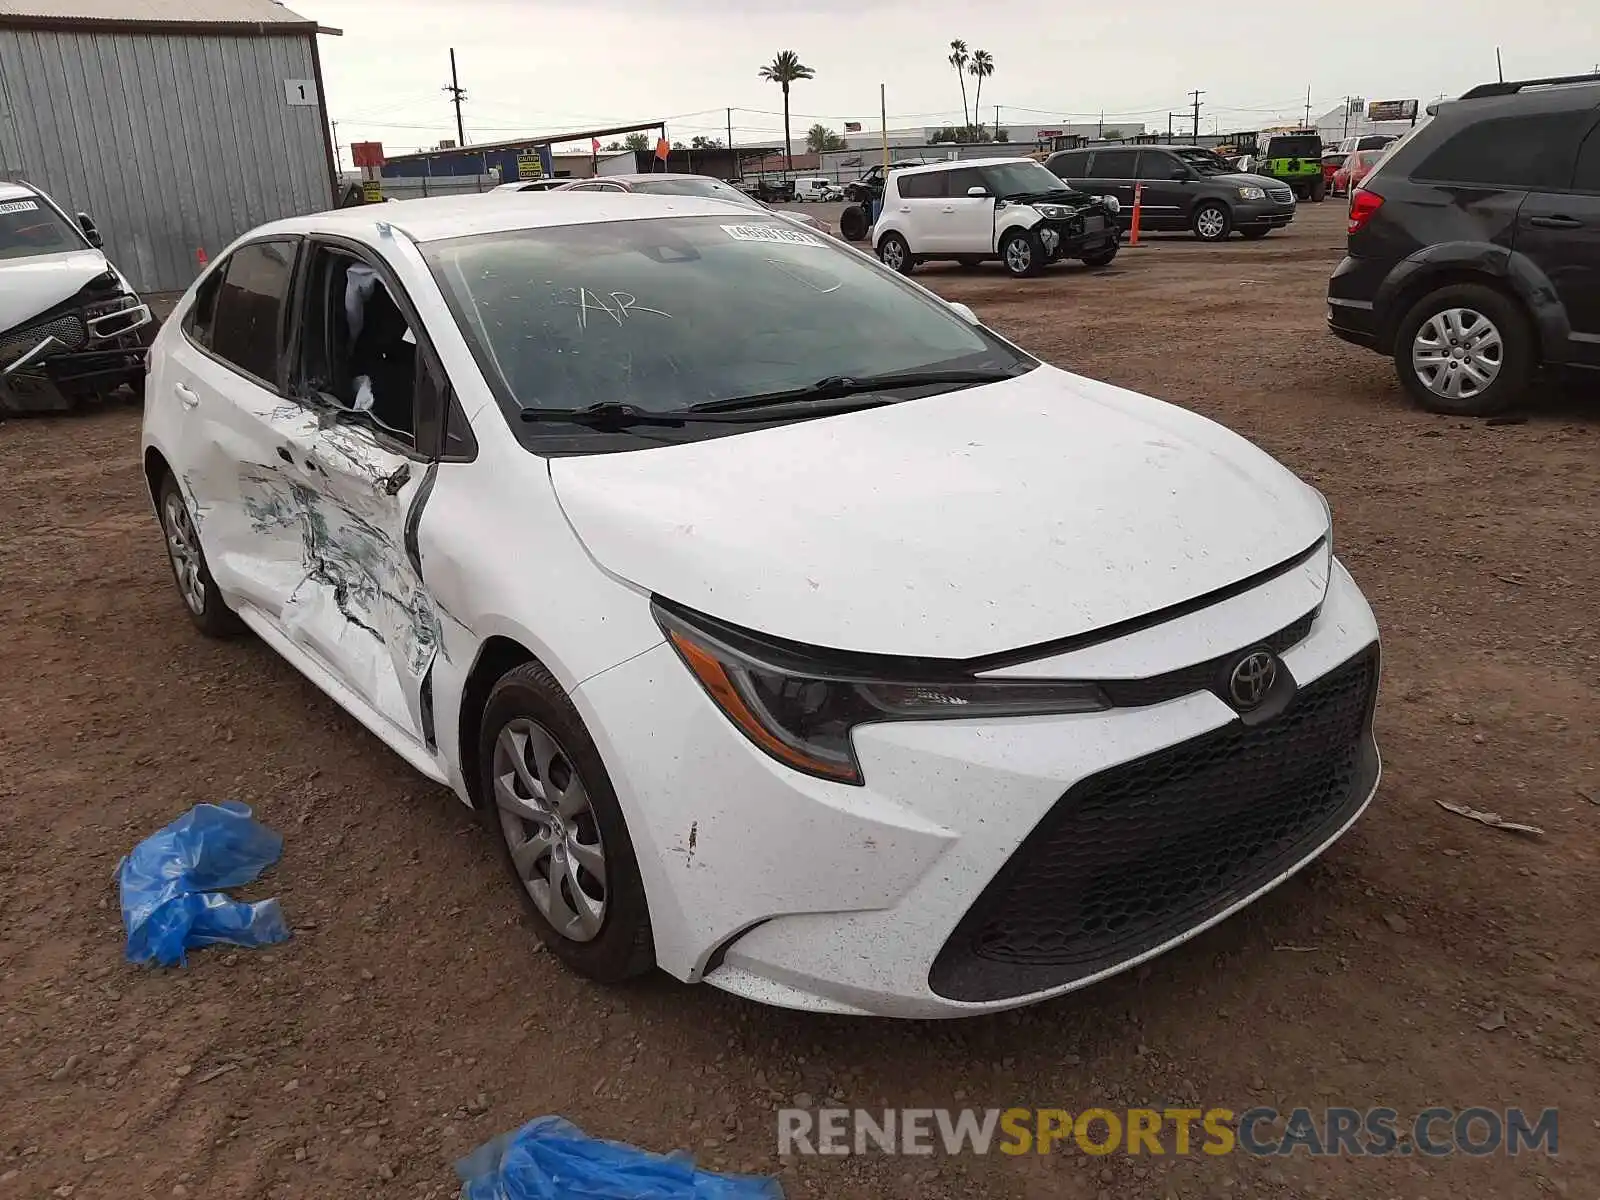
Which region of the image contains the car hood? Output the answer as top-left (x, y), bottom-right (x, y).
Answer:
top-left (0, 249), bottom-right (111, 333)
top-left (1213, 171), bottom-right (1287, 191)
top-left (550, 365), bottom-right (1329, 659)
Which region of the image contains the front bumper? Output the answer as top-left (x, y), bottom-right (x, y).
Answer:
top-left (1039, 210), bottom-right (1118, 258)
top-left (0, 296), bottom-right (153, 412)
top-left (574, 556), bottom-right (1381, 1017)
top-left (1235, 199), bottom-right (1297, 230)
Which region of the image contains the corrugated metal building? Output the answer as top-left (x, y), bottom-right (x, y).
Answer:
top-left (381, 122), bottom-right (667, 182)
top-left (0, 0), bottom-right (339, 293)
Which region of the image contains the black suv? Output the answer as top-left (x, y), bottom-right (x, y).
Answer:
top-left (1327, 73), bottom-right (1600, 416)
top-left (1045, 144), bottom-right (1297, 241)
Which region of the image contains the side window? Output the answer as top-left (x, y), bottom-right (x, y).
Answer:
top-left (208, 239), bottom-right (297, 387)
top-left (1049, 151), bottom-right (1088, 178)
top-left (1412, 111), bottom-right (1592, 190)
top-left (946, 167), bottom-right (985, 196)
top-left (1135, 151), bottom-right (1177, 180)
top-left (1090, 149), bottom-right (1139, 178)
top-left (183, 266), bottom-right (225, 349)
top-left (1573, 126), bottom-right (1600, 194)
top-left (896, 172), bottom-right (946, 199)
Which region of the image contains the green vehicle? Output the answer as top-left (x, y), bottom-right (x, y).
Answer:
top-left (1231, 129), bottom-right (1326, 201)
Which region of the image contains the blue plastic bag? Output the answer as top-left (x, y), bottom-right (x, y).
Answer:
top-left (118, 800), bottom-right (291, 966)
top-left (456, 1116), bottom-right (784, 1200)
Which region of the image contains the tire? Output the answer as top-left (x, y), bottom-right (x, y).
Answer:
top-left (877, 231), bottom-right (914, 274)
top-left (1192, 203), bottom-right (1232, 242)
top-left (156, 471), bottom-right (241, 637)
top-left (1393, 283), bottom-right (1534, 417)
top-left (1310, 176), bottom-right (1327, 203)
top-left (1239, 227), bottom-right (1271, 240)
top-left (1080, 242), bottom-right (1119, 268)
top-left (1000, 229), bottom-right (1045, 278)
top-left (838, 204), bottom-right (868, 242)
top-left (478, 661), bottom-right (655, 983)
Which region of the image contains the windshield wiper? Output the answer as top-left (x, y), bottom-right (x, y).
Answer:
top-left (520, 397), bottom-right (896, 429)
top-left (691, 368), bottom-right (1023, 414)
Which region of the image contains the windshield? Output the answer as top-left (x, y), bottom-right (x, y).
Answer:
top-left (1264, 135), bottom-right (1321, 158)
top-left (0, 196), bottom-right (85, 261)
top-left (424, 215), bottom-right (1028, 426)
top-left (628, 177), bottom-right (758, 208)
top-left (979, 161), bottom-right (1069, 198)
top-left (1171, 148), bottom-right (1235, 175)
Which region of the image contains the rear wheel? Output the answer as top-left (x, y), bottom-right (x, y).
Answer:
top-left (1001, 229), bottom-right (1045, 278)
top-left (1192, 203), bottom-right (1231, 242)
top-left (838, 204), bottom-right (869, 242)
top-left (1309, 176), bottom-right (1327, 202)
top-left (156, 471), bottom-right (240, 637)
top-left (479, 662), bottom-right (655, 983)
top-left (877, 231), bottom-right (914, 274)
top-left (1393, 284), bottom-right (1533, 417)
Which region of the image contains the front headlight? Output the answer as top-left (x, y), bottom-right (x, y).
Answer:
top-left (1101, 195), bottom-right (1120, 214)
top-left (655, 601), bottom-right (1109, 785)
top-left (1034, 203), bottom-right (1069, 219)
top-left (1238, 186), bottom-right (1266, 200)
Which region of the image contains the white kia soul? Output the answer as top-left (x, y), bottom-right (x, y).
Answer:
top-left (141, 193), bottom-right (1380, 1018)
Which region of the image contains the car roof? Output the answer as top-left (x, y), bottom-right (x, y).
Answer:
top-left (897, 157), bottom-right (1035, 175)
top-left (247, 192), bottom-right (762, 247)
top-left (0, 179), bottom-right (39, 202)
top-left (600, 173), bottom-right (741, 185)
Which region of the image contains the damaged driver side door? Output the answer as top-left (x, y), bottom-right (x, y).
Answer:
top-left (260, 239), bottom-right (459, 762)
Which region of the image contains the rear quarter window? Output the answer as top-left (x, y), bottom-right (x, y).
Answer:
top-left (1412, 110), bottom-right (1593, 190)
top-left (896, 172), bottom-right (946, 199)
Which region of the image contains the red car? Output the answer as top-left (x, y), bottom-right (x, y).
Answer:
top-left (1332, 148), bottom-right (1386, 197)
top-left (1321, 151), bottom-right (1346, 195)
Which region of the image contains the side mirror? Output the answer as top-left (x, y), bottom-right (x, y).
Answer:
top-left (966, 186), bottom-right (989, 198)
top-left (948, 301), bottom-right (980, 326)
top-left (1170, 168), bottom-right (1193, 182)
top-left (77, 212), bottom-right (103, 248)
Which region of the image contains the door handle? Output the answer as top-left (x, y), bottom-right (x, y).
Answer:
top-left (941, 205), bottom-right (955, 213)
top-left (898, 206), bottom-right (910, 213)
top-left (276, 446), bottom-right (294, 464)
top-left (175, 382), bottom-right (199, 410)
top-left (1528, 214), bottom-right (1581, 229)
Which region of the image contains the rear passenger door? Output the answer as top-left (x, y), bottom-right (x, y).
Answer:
top-left (1517, 114), bottom-right (1600, 367)
top-left (1085, 148), bottom-right (1139, 213)
top-left (893, 170), bottom-right (948, 251)
top-left (1133, 150), bottom-right (1190, 229)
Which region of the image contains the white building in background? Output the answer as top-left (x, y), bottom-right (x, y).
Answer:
top-left (1310, 101), bottom-right (1419, 147)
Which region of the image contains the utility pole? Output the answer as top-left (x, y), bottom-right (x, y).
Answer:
top-left (726, 107), bottom-right (733, 152)
top-left (880, 83), bottom-right (889, 171)
top-left (1167, 112), bottom-right (1174, 139)
top-left (1496, 47), bottom-right (1504, 83)
top-left (1342, 96), bottom-right (1350, 139)
top-left (330, 119), bottom-right (340, 171)
top-left (444, 48), bottom-right (467, 148)
top-left (995, 105), bottom-right (1000, 137)
top-left (1303, 85), bottom-right (1312, 128)
top-left (1189, 89), bottom-right (1204, 144)
top-left (1097, 109), bottom-right (1104, 138)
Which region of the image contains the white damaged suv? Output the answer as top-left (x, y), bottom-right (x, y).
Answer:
top-left (872, 157), bottom-right (1122, 278)
top-left (0, 180), bottom-right (154, 414)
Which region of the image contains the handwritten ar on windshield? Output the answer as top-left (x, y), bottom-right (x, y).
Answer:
top-left (561, 287), bottom-right (672, 332)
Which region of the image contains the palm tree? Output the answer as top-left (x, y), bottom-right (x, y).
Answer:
top-left (948, 40), bottom-right (970, 129)
top-left (969, 50), bottom-right (994, 133)
top-left (758, 50), bottom-right (815, 170)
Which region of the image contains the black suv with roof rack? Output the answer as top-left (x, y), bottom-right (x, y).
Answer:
top-left (1327, 72), bottom-right (1600, 415)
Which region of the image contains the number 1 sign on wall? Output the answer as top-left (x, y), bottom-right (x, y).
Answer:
top-left (284, 79), bottom-right (318, 106)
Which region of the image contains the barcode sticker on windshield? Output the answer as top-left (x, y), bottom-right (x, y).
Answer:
top-left (0, 199), bottom-right (41, 215)
top-left (721, 223), bottom-right (822, 247)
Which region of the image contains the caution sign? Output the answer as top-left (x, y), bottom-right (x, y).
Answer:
top-left (518, 149), bottom-right (545, 181)
top-left (362, 179), bottom-right (383, 203)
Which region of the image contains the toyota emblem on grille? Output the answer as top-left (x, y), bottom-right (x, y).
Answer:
top-left (1228, 650), bottom-right (1278, 710)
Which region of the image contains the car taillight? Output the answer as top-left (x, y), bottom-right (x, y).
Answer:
top-left (1348, 188), bottom-right (1383, 235)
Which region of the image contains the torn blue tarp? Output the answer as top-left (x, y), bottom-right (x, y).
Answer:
top-left (456, 1116), bottom-right (784, 1200)
top-left (117, 801), bottom-right (290, 967)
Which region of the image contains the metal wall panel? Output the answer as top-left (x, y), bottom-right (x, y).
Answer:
top-left (0, 26), bottom-right (332, 292)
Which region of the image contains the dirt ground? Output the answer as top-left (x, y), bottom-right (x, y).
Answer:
top-left (2, 201), bottom-right (1595, 1200)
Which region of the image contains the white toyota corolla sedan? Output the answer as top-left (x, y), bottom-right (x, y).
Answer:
top-left (141, 193), bottom-right (1380, 1018)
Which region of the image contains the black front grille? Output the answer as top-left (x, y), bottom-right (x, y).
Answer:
top-left (1100, 609), bottom-right (1315, 709)
top-left (930, 645), bottom-right (1379, 1003)
top-left (1268, 185), bottom-right (1295, 203)
top-left (0, 313), bottom-right (87, 365)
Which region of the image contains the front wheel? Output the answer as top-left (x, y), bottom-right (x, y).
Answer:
top-left (1238, 227), bottom-right (1271, 240)
top-left (479, 661), bottom-right (655, 983)
top-left (1001, 229), bottom-right (1045, 278)
top-left (1393, 284), bottom-right (1533, 417)
top-left (1192, 203), bottom-right (1232, 242)
top-left (877, 231), bottom-right (914, 274)
top-left (1080, 242), bottom-right (1119, 268)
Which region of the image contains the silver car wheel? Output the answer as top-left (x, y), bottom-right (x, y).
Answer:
top-left (1004, 236), bottom-right (1032, 274)
top-left (879, 237), bottom-right (906, 270)
top-left (1412, 307), bottom-right (1504, 401)
top-left (1196, 207), bottom-right (1227, 239)
top-left (161, 492), bottom-right (206, 615)
top-left (493, 717), bottom-right (608, 943)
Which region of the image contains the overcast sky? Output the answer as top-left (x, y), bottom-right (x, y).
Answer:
top-left (309, 0), bottom-right (1599, 160)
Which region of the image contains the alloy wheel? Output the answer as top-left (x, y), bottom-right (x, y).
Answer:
top-left (1005, 237), bottom-right (1032, 274)
top-left (161, 492), bottom-right (206, 615)
top-left (492, 717), bottom-right (609, 943)
top-left (879, 238), bottom-right (906, 270)
top-left (1196, 208), bottom-right (1226, 239)
top-left (1411, 308), bottom-right (1503, 401)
